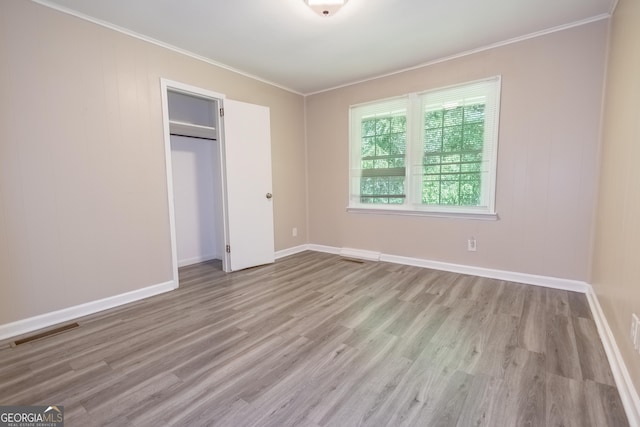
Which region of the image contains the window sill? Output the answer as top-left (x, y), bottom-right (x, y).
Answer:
top-left (346, 206), bottom-right (499, 221)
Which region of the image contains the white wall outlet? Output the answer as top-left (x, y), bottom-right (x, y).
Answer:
top-left (467, 237), bottom-right (477, 252)
top-left (292, 227), bottom-right (298, 237)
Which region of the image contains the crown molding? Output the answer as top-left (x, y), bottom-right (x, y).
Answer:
top-left (30, 0), bottom-right (304, 96)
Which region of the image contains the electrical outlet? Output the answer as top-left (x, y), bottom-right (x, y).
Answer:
top-left (292, 227), bottom-right (298, 237)
top-left (467, 237), bottom-right (477, 252)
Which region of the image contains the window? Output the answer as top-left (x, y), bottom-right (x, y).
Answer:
top-left (349, 77), bottom-right (501, 217)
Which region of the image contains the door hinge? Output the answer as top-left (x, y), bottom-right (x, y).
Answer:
top-left (220, 107), bottom-right (224, 117)
top-left (226, 245), bottom-right (231, 253)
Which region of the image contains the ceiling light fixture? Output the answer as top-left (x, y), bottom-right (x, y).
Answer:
top-left (305, 0), bottom-right (348, 17)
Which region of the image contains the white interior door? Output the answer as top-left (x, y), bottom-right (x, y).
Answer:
top-left (223, 99), bottom-right (275, 271)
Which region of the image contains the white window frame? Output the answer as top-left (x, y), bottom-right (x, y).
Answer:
top-left (348, 76), bottom-right (501, 220)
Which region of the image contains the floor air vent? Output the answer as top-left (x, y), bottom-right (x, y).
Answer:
top-left (14, 322), bottom-right (80, 346)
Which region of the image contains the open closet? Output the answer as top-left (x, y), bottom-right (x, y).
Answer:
top-left (168, 90), bottom-right (224, 269)
top-left (161, 79), bottom-right (276, 287)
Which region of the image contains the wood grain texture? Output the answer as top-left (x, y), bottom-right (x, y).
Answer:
top-left (0, 251), bottom-right (628, 426)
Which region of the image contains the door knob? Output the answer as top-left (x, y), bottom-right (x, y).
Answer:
top-left (266, 193), bottom-right (273, 199)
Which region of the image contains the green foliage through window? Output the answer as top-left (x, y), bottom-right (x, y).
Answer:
top-left (359, 114), bottom-right (406, 204)
top-left (422, 104), bottom-right (485, 206)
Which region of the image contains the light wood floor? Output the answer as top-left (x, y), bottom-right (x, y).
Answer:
top-left (0, 251), bottom-right (628, 426)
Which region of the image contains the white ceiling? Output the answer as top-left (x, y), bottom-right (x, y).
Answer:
top-left (37, 0), bottom-right (615, 94)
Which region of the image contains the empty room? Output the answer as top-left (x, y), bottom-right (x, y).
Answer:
top-left (1, 0), bottom-right (639, 425)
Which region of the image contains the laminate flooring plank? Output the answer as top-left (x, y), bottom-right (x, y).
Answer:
top-left (309, 279), bottom-right (360, 299)
top-left (546, 314), bottom-right (583, 381)
top-left (544, 289), bottom-right (568, 316)
top-left (318, 355), bottom-right (413, 426)
top-left (465, 313), bottom-right (519, 378)
top-left (384, 295), bottom-right (437, 338)
top-left (218, 334), bottom-right (317, 401)
top-left (567, 291), bottom-right (593, 320)
top-left (60, 404), bottom-right (96, 427)
top-left (301, 295), bottom-right (373, 339)
top-left (572, 316), bottom-right (616, 385)
top-left (450, 349), bottom-right (537, 427)
top-left (235, 312), bottom-right (297, 337)
top-left (2, 361), bottom-right (113, 407)
top-left (423, 299), bottom-right (494, 369)
top-left (130, 334), bottom-right (290, 426)
top-left (494, 280), bottom-right (527, 317)
top-left (459, 276), bottom-right (502, 307)
top-left (306, 332), bottom-right (401, 424)
top-left (345, 272), bottom-right (401, 301)
top-left (391, 270), bottom-right (424, 293)
top-left (82, 372), bottom-right (183, 421)
top-left (239, 324), bottom-right (353, 404)
top-left (232, 344), bottom-right (362, 427)
top-left (380, 363), bottom-right (471, 427)
top-left (0, 358), bottom-right (69, 396)
top-left (170, 329), bottom-right (283, 382)
top-left (248, 329), bottom-right (385, 425)
top-left (283, 296), bottom-right (361, 339)
top-left (0, 359), bottom-right (32, 391)
top-left (0, 348), bottom-right (60, 392)
top-left (546, 373), bottom-right (590, 427)
top-left (103, 312), bottom-right (251, 370)
top-left (108, 323), bottom-right (248, 377)
top-left (422, 270), bottom-right (462, 296)
top-left (410, 290), bottom-right (440, 309)
top-left (201, 397), bottom-right (251, 427)
top-left (585, 380), bottom-right (629, 426)
top-left (170, 395), bottom-right (251, 427)
top-left (287, 291), bottom-right (345, 318)
top-left (225, 278), bottom-right (320, 314)
top-left (169, 335), bottom-right (315, 426)
top-left (455, 374), bottom-right (505, 426)
top-left (346, 291), bottom-right (406, 332)
top-left (39, 366), bottom-right (126, 413)
top-left (500, 348), bottom-right (546, 427)
top-left (518, 287), bottom-right (548, 353)
top-left (398, 303), bottom-right (452, 361)
top-left (1, 320), bottom-right (125, 369)
top-left (433, 274), bottom-right (473, 306)
top-left (409, 369), bottom-right (473, 427)
top-left (67, 309), bottom-right (234, 371)
top-left (77, 362), bottom-right (182, 413)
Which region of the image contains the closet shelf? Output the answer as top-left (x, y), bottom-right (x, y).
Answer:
top-left (169, 120), bottom-right (217, 140)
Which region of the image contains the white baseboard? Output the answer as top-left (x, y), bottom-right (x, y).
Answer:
top-left (340, 247), bottom-right (381, 261)
top-left (587, 289), bottom-right (640, 426)
top-left (281, 243), bottom-right (588, 293)
top-left (380, 253), bottom-right (589, 292)
top-left (275, 245), bottom-right (309, 259)
top-left (0, 280), bottom-right (175, 342)
top-left (307, 244), bottom-right (340, 255)
top-left (178, 254), bottom-right (217, 267)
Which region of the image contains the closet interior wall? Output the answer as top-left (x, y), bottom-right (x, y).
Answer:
top-left (168, 91), bottom-right (224, 267)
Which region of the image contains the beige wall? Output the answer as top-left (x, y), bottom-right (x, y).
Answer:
top-left (592, 0), bottom-right (640, 393)
top-left (0, 0), bottom-right (306, 324)
top-left (306, 21), bottom-right (608, 281)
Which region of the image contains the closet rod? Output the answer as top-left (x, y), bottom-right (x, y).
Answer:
top-left (170, 133), bottom-right (217, 141)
